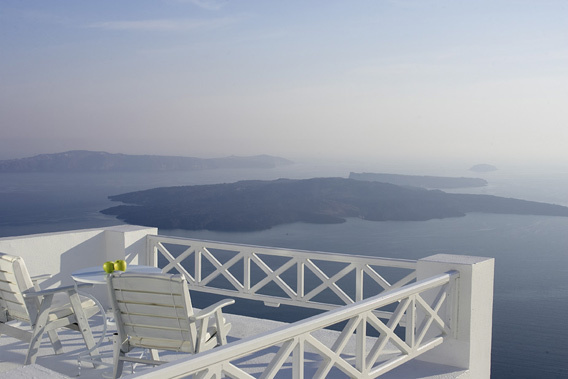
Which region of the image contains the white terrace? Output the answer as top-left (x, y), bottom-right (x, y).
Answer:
top-left (0, 225), bottom-right (494, 378)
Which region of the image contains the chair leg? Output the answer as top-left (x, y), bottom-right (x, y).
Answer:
top-left (149, 349), bottom-right (160, 361)
top-left (214, 309), bottom-right (228, 346)
top-left (112, 333), bottom-right (125, 379)
top-left (195, 317), bottom-right (210, 353)
top-left (25, 296), bottom-right (53, 365)
top-left (47, 330), bottom-right (64, 354)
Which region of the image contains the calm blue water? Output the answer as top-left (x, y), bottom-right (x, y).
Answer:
top-left (1, 165), bottom-right (567, 378)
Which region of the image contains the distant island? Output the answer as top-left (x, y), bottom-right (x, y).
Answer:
top-left (101, 177), bottom-right (568, 232)
top-left (349, 172), bottom-right (487, 189)
top-left (470, 164), bottom-right (497, 172)
top-left (0, 151), bottom-right (293, 172)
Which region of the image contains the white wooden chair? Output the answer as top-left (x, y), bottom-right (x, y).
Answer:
top-left (107, 271), bottom-right (235, 378)
top-left (0, 252), bottom-right (101, 365)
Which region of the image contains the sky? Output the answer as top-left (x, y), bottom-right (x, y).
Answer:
top-left (1, 0), bottom-right (567, 167)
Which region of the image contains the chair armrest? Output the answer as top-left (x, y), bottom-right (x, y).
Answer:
top-left (22, 283), bottom-right (93, 298)
top-left (31, 274), bottom-right (54, 291)
top-left (31, 274), bottom-right (53, 282)
top-left (190, 299), bottom-right (235, 322)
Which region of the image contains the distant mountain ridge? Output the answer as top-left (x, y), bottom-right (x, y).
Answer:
top-left (101, 177), bottom-right (568, 232)
top-left (349, 172), bottom-right (487, 189)
top-left (0, 151), bottom-right (293, 172)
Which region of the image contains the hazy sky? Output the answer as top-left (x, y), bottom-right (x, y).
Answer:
top-left (1, 1), bottom-right (567, 166)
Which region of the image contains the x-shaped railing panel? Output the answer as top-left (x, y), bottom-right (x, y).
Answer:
top-left (147, 235), bottom-right (417, 312)
top-left (198, 247), bottom-right (245, 291)
top-left (133, 270), bottom-right (459, 379)
top-left (249, 253), bottom-right (297, 300)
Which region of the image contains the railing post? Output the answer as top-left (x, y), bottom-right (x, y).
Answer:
top-left (244, 253), bottom-right (251, 294)
top-left (405, 294), bottom-right (416, 349)
top-left (195, 247), bottom-right (202, 283)
top-left (146, 236), bottom-right (157, 267)
top-left (355, 265), bottom-right (363, 302)
top-left (355, 315), bottom-right (366, 372)
top-left (416, 254), bottom-right (494, 378)
top-left (297, 258), bottom-right (305, 301)
top-left (293, 337), bottom-right (305, 379)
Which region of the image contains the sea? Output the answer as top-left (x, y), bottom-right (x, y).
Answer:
top-left (1, 163), bottom-right (567, 378)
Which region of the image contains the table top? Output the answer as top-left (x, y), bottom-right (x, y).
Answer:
top-left (71, 265), bottom-right (162, 284)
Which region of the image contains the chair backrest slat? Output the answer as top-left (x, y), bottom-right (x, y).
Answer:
top-left (114, 302), bottom-right (189, 320)
top-left (127, 335), bottom-right (193, 352)
top-left (114, 291), bottom-right (187, 308)
top-left (121, 314), bottom-right (192, 330)
top-left (0, 278), bottom-right (21, 293)
top-left (123, 325), bottom-right (192, 341)
top-left (0, 253), bottom-right (35, 323)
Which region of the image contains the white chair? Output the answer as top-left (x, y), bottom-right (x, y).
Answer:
top-left (0, 252), bottom-right (101, 365)
top-left (107, 271), bottom-right (235, 378)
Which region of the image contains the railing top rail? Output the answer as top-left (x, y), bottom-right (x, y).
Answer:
top-left (133, 270), bottom-right (458, 379)
top-left (147, 234), bottom-right (417, 269)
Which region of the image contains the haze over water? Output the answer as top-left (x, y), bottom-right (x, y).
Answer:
top-left (2, 1), bottom-right (568, 168)
top-left (1, 162), bottom-right (567, 378)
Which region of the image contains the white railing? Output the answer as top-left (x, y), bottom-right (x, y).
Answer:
top-left (134, 270), bottom-right (459, 379)
top-left (0, 227), bottom-right (492, 377)
top-left (147, 236), bottom-right (417, 315)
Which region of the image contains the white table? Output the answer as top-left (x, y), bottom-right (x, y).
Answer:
top-left (71, 265), bottom-right (162, 374)
top-left (71, 265), bottom-right (162, 284)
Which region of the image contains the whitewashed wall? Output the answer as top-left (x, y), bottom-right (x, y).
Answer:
top-left (0, 225), bottom-right (157, 307)
top-left (416, 254), bottom-right (495, 378)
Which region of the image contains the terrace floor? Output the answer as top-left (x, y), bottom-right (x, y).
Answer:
top-left (0, 310), bottom-right (466, 379)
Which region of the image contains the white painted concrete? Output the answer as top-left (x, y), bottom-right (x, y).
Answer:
top-left (0, 364), bottom-right (68, 379)
top-left (0, 225), bottom-right (157, 308)
top-left (416, 254), bottom-right (495, 379)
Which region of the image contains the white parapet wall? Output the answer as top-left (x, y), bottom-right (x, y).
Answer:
top-left (416, 254), bottom-right (495, 378)
top-left (0, 225), bottom-right (157, 307)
